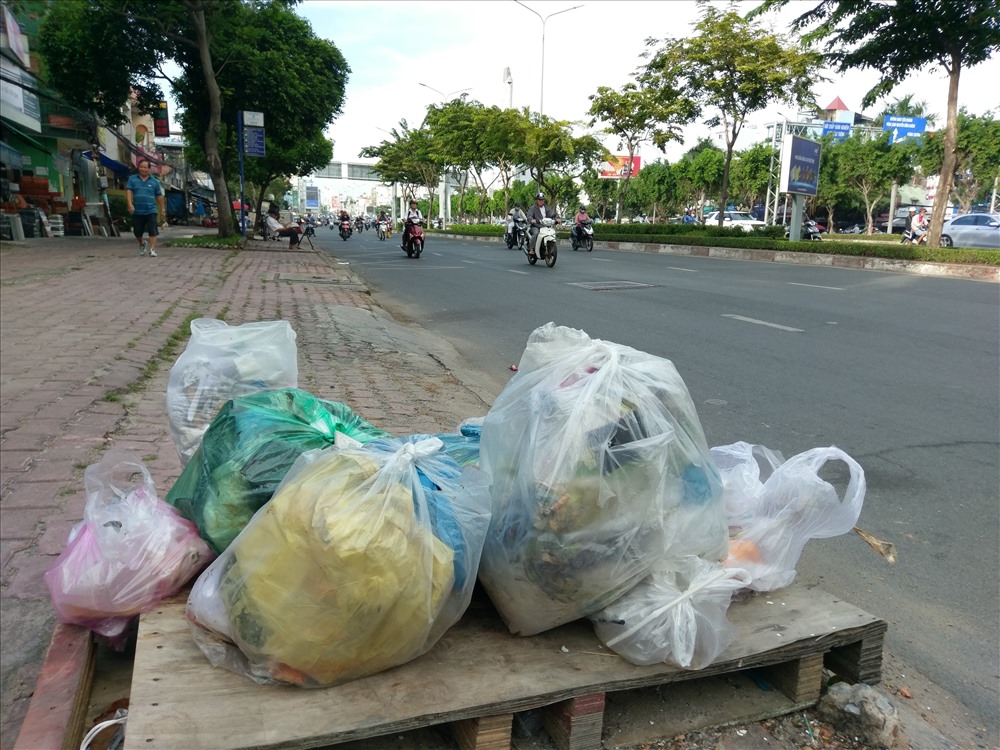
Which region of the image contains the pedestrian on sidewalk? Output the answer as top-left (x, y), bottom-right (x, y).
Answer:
top-left (126, 158), bottom-right (166, 257)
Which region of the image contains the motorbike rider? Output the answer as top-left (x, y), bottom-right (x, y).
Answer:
top-left (908, 206), bottom-right (927, 243)
top-left (338, 209), bottom-right (352, 236)
top-left (572, 205), bottom-right (591, 245)
top-left (506, 202), bottom-right (527, 245)
top-left (402, 199), bottom-right (423, 250)
top-left (526, 192), bottom-right (558, 256)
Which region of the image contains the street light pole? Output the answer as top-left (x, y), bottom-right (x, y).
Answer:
top-left (514, 1), bottom-right (583, 116)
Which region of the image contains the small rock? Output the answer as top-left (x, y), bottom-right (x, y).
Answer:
top-left (898, 686), bottom-right (913, 699)
top-left (817, 682), bottom-right (900, 749)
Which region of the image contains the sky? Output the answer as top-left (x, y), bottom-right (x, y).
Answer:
top-left (292, 0), bottom-right (1000, 167)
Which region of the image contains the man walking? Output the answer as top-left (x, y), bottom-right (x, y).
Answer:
top-left (126, 158), bottom-right (166, 257)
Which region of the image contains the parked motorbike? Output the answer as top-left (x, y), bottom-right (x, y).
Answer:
top-left (525, 218), bottom-right (558, 267)
top-left (404, 218), bottom-right (424, 258)
top-left (785, 222), bottom-right (823, 241)
top-left (339, 219), bottom-right (352, 241)
top-left (377, 220), bottom-right (387, 241)
top-left (571, 219), bottom-right (594, 252)
top-left (506, 218), bottom-right (527, 250)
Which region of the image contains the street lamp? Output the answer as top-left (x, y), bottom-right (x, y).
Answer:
top-left (418, 83), bottom-right (472, 103)
top-left (514, 1), bottom-right (583, 116)
top-left (504, 67), bottom-right (513, 109)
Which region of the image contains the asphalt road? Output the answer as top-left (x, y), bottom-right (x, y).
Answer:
top-left (313, 226), bottom-right (999, 732)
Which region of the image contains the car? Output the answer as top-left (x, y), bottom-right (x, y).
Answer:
top-left (939, 212), bottom-right (1000, 249)
top-left (703, 211), bottom-right (766, 232)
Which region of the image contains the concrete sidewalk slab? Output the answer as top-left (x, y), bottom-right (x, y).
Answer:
top-left (1, 231), bottom-right (491, 750)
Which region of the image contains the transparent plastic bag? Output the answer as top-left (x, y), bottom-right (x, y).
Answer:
top-left (478, 323), bottom-right (727, 635)
top-left (44, 449), bottom-right (214, 640)
top-left (166, 319), bottom-right (298, 467)
top-left (186, 436), bottom-right (492, 687)
top-left (711, 443), bottom-right (866, 592)
top-left (592, 556), bottom-right (751, 669)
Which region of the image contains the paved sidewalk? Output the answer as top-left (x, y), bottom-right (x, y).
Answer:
top-left (0, 231), bottom-right (491, 750)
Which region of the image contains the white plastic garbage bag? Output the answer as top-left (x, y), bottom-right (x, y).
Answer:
top-left (166, 319), bottom-right (298, 466)
top-left (478, 323), bottom-right (727, 635)
top-left (591, 555), bottom-right (751, 669)
top-left (711, 443), bottom-right (866, 592)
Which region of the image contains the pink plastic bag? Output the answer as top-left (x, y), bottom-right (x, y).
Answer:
top-left (44, 449), bottom-right (214, 640)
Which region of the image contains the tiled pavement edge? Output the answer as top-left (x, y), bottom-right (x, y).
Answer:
top-left (0, 232), bottom-right (492, 750)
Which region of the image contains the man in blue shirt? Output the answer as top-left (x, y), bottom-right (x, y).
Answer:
top-left (126, 158), bottom-right (166, 257)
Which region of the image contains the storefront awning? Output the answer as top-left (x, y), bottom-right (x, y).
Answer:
top-left (82, 150), bottom-right (131, 174)
top-left (0, 141), bottom-right (23, 167)
top-left (189, 187), bottom-right (217, 206)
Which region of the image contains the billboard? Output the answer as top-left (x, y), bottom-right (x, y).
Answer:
top-left (598, 155), bottom-right (641, 179)
top-left (779, 135), bottom-right (821, 197)
top-left (305, 185), bottom-right (320, 209)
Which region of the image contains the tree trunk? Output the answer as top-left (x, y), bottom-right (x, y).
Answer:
top-left (614, 146), bottom-right (636, 223)
top-left (187, 3), bottom-right (233, 237)
top-left (927, 52), bottom-right (961, 248)
top-left (717, 140), bottom-right (735, 227)
top-left (826, 207), bottom-right (835, 235)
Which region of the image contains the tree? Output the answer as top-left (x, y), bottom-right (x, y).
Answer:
top-left (625, 161), bottom-right (681, 220)
top-left (361, 120), bottom-right (443, 212)
top-left (520, 113), bottom-right (606, 200)
top-left (755, 0), bottom-right (1000, 246)
top-left (642, 1), bottom-right (822, 227)
top-left (676, 139), bottom-right (726, 215)
top-left (729, 141), bottom-right (775, 211)
top-left (814, 135), bottom-right (856, 232)
top-left (580, 170), bottom-right (622, 221)
top-left (39, 0), bottom-right (349, 237)
top-left (838, 132), bottom-right (916, 234)
top-left (918, 110), bottom-right (1000, 214)
top-left (587, 83), bottom-right (694, 222)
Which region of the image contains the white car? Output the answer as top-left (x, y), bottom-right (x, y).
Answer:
top-left (939, 212), bottom-right (1000, 249)
top-left (704, 211), bottom-right (766, 232)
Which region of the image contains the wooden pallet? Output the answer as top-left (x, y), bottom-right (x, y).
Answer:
top-left (123, 584), bottom-right (886, 750)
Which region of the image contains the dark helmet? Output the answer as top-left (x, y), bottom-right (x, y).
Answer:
top-left (514, 202), bottom-right (522, 208)
top-left (535, 192), bottom-right (545, 201)
top-left (579, 206), bottom-right (586, 211)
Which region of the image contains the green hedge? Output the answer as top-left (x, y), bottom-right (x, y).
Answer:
top-left (431, 225), bottom-right (999, 266)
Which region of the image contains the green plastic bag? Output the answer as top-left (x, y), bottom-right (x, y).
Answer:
top-left (166, 388), bottom-right (390, 554)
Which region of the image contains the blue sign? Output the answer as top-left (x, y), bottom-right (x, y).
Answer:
top-left (883, 115), bottom-right (927, 144)
top-left (243, 126), bottom-right (266, 157)
top-left (780, 135), bottom-right (821, 197)
top-left (822, 122), bottom-right (852, 142)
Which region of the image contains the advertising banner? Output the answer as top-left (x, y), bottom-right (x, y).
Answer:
top-left (779, 135), bottom-right (821, 197)
top-left (598, 155), bottom-right (641, 179)
top-left (305, 186), bottom-right (320, 208)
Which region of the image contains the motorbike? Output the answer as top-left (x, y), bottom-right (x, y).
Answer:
top-left (525, 217), bottom-right (558, 268)
top-left (303, 220), bottom-right (317, 238)
top-left (376, 220), bottom-right (387, 241)
top-left (506, 218), bottom-right (527, 250)
top-left (403, 218), bottom-right (424, 258)
top-left (785, 221), bottom-right (823, 241)
top-left (900, 226), bottom-right (927, 245)
top-left (354, 218), bottom-right (364, 234)
top-left (571, 219), bottom-right (594, 252)
top-left (339, 219), bottom-right (352, 241)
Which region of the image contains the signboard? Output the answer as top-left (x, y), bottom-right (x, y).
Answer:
top-left (243, 111), bottom-right (264, 128)
top-left (821, 121), bottom-right (852, 142)
top-left (154, 101), bottom-right (170, 137)
top-left (305, 186), bottom-right (320, 209)
top-left (598, 155), bottom-right (641, 179)
top-left (779, 134), bottom-right (821, 197)
top-left (883, 115), bottom-right (926, 144)
top-left (243, 126), bottom-right (265, 158)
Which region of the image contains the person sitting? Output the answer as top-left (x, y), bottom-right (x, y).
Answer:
top-left (265, 206), bottom-right (302, 248)
top-left (402, 199), bottom-right (423, 250)
top-left (526, 192), bottom-right (557, 256)
top-left (507, 202), bottom-right (527, 245)
top-left (682, 209), bottom-right (697, 225)
top-left (573, 205), bottom-right (591, 244)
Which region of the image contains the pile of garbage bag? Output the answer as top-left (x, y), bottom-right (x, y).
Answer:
top-left (186, 436), bottom-right (492, 687)
top-left (45, 449), bottom-right (214, 645)
top-left (167, 319), bottom-right (298, 467)
top-left (45, 316), bottom-right (872, 685)
top-left (166, 388), bottom-right (390, 554)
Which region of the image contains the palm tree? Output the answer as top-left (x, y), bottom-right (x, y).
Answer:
top-left (875, 94), bottom-right (939, 128)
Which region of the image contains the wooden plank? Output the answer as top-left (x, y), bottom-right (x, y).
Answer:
top-left (825, 628), bottom-right (886, 684)
top-left (450, 713), bottom-right (512, 750)
top-left (124, 585), bottom-right (885, 750)
top-left (13, 623), bottom-right (95, 750)
top-left (543, 694), bottom-right (605, 750)
top-left (757, 652), bottom-right (824, 704)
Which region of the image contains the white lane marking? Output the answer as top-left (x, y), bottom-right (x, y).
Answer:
top-left (593, 258), bottom-right (613, 262)
top-left (787, 282), bottom-right (843, 290)
top-left (508, 269), bottom-right (530, 275)
top-left (666, 266), bottom-right (697, 272)
top-left (722, 314), bottom-right (803, 332)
